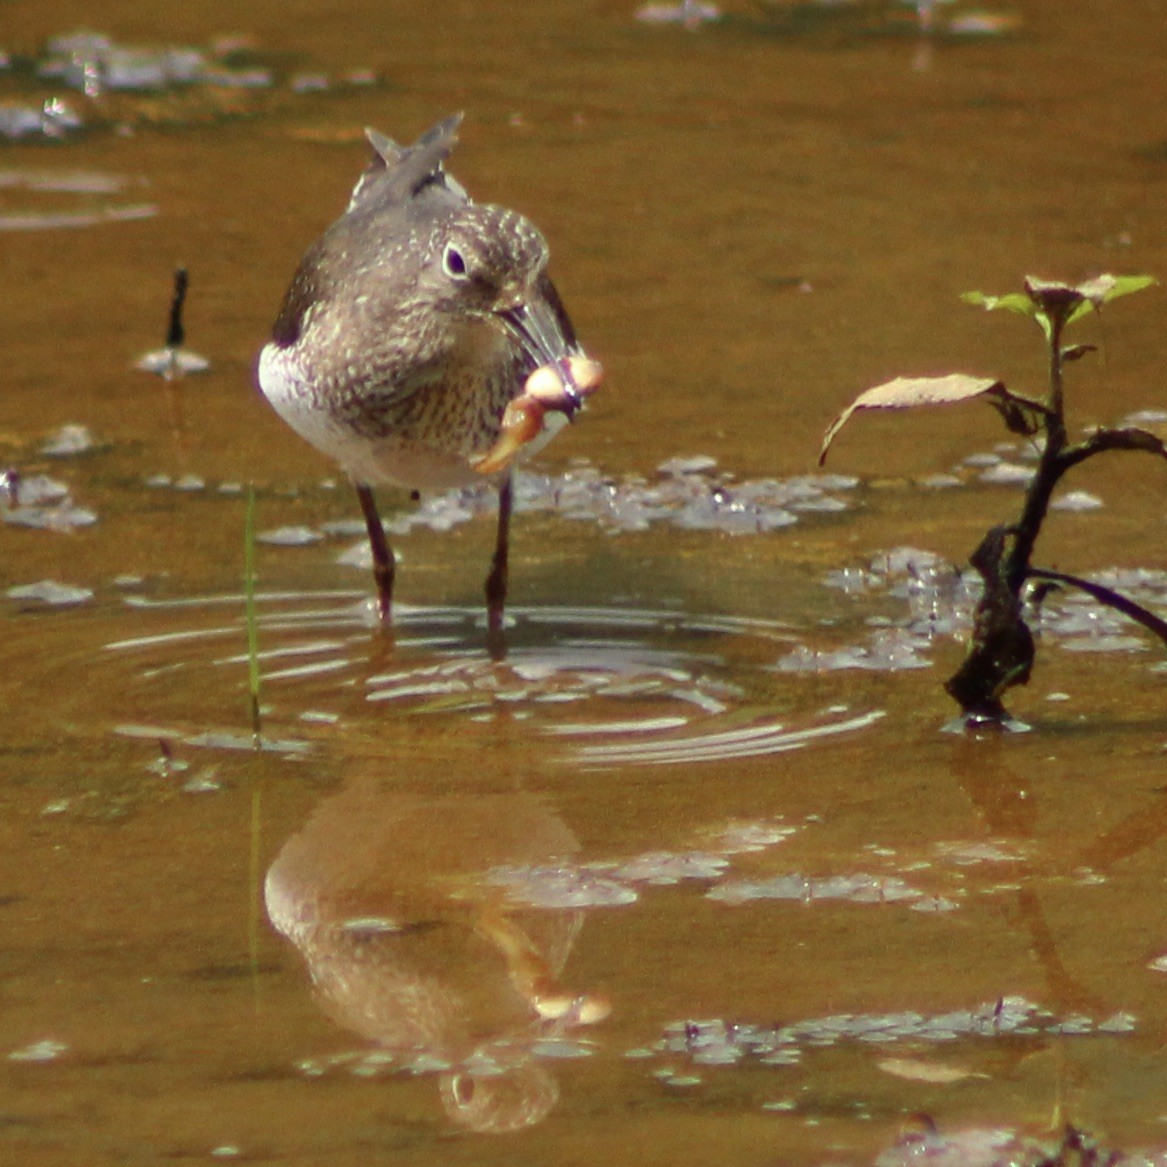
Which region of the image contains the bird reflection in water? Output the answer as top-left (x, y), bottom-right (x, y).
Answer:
top-left (265, 779), bottom-right (610, 1133)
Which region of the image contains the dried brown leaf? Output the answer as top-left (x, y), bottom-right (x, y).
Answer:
top-left (819, 375), bottom-right (1008, 465)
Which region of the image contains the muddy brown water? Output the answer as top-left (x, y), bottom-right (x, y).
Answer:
top-left (4, 1), bottom-right (1167, 1163)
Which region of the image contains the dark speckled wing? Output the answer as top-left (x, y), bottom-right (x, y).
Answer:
top-left (270, 114), bottom-right (468, 352)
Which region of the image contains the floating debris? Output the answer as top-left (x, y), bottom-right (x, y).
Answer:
top-left (2, 474), bottom-right (67, 505)
top-left (486, 865), bottom-right (640, 909)
top-left (917, 472), bottom-right (964, 489)
top-left (934, 840), bottom-right (1026, 865)
top-left (6, 580), bottom-right (94, 606)
top-left (774, 629), bottom-right (932, 673)
top-left (37, 30), bottom-right (204, 92)
top-left (181, 730), bottom-right (312, 755)
top-left (1051, 488), bottom-right (1104, 512)
top-left (963, 452), bottom-right (1001, 468)
top-left (946, 11), bottom-right (1024, 36)
top-left (610, 851), bottom-right (730, 884)
top-left (3, 502), bottom-right (97, 530)
top-left (8, 1039), bottom-right (69, 1063)
top-left (181, 767), bottom-right (222, 794)
top-left (0, 97), bottom-right (83, 142)
top-left (135, 348), bottom-right (209, 377)
top-left (801, 546), bottom-right (1167, 668)
top-left (1, 470), bottom-right (97, 530)
top-left (481, 823), bottom-right (877, 911)
top-left (39, 423), bottom-right (95, 456)
top-left (708, 821), bottom-right (800, 854)
top-left (873, 1122), bottom-right (1131, 1167)
top-left (335, 464), bottom-right (855, 558)
top-left (658, 454), bottom-right (719, 476)
top-left (1121, 408), bottom-right (1167, 426)
top-left (0, 30), bottom-right (383, 138)
top-left (707, 871), bottom-right (932, 906)
top-left (635, 1), bottom-right (722, 27)
top-left (654, 997), bottom-right (1135, 1074)
top-left (257, 525), bottom-right (323, 547)
top-left (979, 461), bottom-right (1035, 486)
top-left (112, 721), bottom-right (313, 756)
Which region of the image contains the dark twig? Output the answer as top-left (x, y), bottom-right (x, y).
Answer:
top-left (1026, 566), bottom-right (1167, 648)
top-left (167, 267), bottom-right (189, 349)
top-left (1056, 426), bottom-right (1167, 474)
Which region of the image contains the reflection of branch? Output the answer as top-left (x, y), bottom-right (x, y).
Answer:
top-left (1075, 796), bottom-right (1167, 874)
top-left (949, 736), bottom-right (1038, 837)
top-left (950, 741), bottom-right (1102, 1015)
top-left (1013, 888), bottom-right (1105, 1016)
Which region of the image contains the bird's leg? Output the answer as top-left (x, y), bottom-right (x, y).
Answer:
top-left (355, 483), bottom-right (394, 627)
top-left (485, 475), bottom-right (513, 656)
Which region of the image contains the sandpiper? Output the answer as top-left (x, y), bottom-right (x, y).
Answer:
top-left (257, 113), bottom-right (600, 631)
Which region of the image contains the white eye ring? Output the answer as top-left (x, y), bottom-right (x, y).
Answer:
top-left (442, 243), bottom-right (469, 280)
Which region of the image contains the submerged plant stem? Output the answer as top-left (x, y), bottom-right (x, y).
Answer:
top-left (249, 783), bottom-right (262, 989)
top-left (244, 485), bottom-right (262, 744)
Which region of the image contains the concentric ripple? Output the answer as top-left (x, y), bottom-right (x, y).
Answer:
top-left (103, 592), bottom-right (884, 766)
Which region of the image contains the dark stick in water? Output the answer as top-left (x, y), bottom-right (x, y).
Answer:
top-left (167, 267), bottom-right (189, 349)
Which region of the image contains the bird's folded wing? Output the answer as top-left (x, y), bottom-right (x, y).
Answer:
top-left (348, 113), bottom-right (468, 213)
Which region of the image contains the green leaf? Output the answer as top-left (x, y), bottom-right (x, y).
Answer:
top-left (1066, 274), bottom-right (1158, 325)
top-left (961, 290), bottom-right (1037, 317)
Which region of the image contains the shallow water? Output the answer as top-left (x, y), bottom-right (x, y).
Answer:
top-left (4, 1), bottom-right (1167, 1163)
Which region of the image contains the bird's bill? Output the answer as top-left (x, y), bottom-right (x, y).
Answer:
top-left (500, 301), bottom-right (585, 415)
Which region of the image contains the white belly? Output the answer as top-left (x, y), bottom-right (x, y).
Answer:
top-left (257, 343), bottom-right (567, 490)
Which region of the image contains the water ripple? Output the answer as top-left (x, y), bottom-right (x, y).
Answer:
top-left (99, 593), bottom-right (885, 768)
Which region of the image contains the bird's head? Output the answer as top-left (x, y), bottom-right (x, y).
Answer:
top-left (416, 203), bottom-right (583, 404)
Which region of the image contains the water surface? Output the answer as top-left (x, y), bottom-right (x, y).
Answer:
top-left (3, 1), bottom-right (1167, 1162)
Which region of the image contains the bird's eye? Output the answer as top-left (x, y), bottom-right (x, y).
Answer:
top-left (442, 244), bottom-right (469, 280)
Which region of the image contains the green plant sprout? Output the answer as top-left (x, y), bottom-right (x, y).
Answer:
top-left (820, 273), bottom-right (1166, 726)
